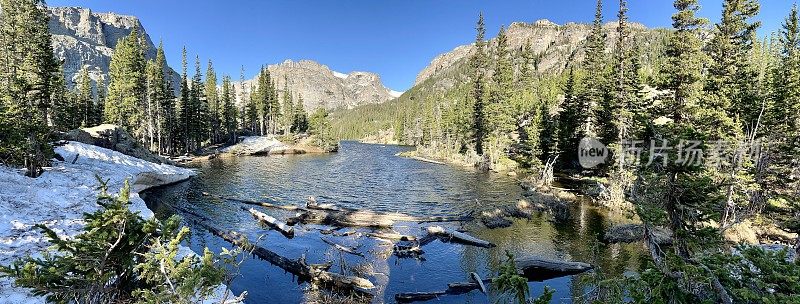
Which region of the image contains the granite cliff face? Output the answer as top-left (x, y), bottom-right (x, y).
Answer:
top-left (235, 59), bottom-right (402, 112)
top-left (48, 7), bottom-right (399, 111)
top-left (414, 19), bottom-right (658, 88)
top-left (48, 7), bottom-right (180, 92)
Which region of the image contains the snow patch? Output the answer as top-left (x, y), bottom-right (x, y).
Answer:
top-left (388, 90), bottom-right (404, 98)
top-left (222, 136), bottom-right (288, 155)
top-left (332, 71), bottom-right (348, 79)
top-left (0, 142), bottom-right (236, 302)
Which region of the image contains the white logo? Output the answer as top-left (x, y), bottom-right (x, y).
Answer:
top-left (578, 137), bottom-right (608, 169)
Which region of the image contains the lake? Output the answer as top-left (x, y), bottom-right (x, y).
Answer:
top-left (143, 141), bottom-right (642, 303)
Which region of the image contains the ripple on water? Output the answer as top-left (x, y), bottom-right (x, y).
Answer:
top-left (144, 141), bottom-right (643, 303)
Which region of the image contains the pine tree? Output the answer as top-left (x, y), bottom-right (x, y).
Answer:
top-left (205, 60), bottom-right (219, 143)
top-left (584, 0), bottom-right (608, 139)
top-left (220, 75), bottom-right (237, 143)
top-left (151, 42), bottom-right (175, 155)
top-left (50, 64), bottom-right (75, 131)
top-left (0, 0), bottom-right (58, 176)
top-left (489, 25), bottom-right (514, 134)
top-left (705, 0), bottom-right (762, 129)
top-left (269, 80), bottom-right (280, 134)
top-left (557, 68), bottom-right (585, 168)
top-left (519, 39), bottom-right (536, 87)
top-left (105, 27), bottom-right (146, 140)
top-left (471, 12), bottom-right (488, 155)
top-left (293, 94), bottom-right (308, 133)
top-left (539, 100), bottom-right (558, 161)
top-left (190, 55), bottom-right (207, 150)
top-left (76, 66), bottom-right (94, 127)
top-left (772, 5), bottom-right (800, 134)
top-left (281, 79), bottom-right (294, 135)
top-left (609, 0), bottom-right (633, 143)
top-left (94, 81), bottom-right (106, 126)
top-left (176, 47), bottom-right (191, 154)
top-left (767, 5), bottom-right (800, 223)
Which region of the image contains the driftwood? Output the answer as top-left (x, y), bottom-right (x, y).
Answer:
top-left (367, 232), bottom-right (417, 242)
top-left (321, 237), bottom-right (364, 257)
top-left (469, 272), bottom-right (486, 294)
top-left (394, 281), bottom-right (490, 303)
top-left (245, 207), bottom-right (295, 238)
top-left (515, 257), bottom-right (593, 281)
top-left (425, 226), bottom-right (495, 248)
top-left (172, 205), bottom-right (375, 291)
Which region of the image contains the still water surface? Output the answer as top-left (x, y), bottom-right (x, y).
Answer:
top-left (144, 141), bottom-right (642, 303)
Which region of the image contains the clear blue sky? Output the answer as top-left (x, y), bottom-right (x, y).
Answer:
top-left (49, 0), bottom-right (795, 91)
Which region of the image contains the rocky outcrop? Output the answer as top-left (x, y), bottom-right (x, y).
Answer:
top-left (235, 60), bottom-right (401, 112)
top-left (64, 124), bottom-right (172, 165)
top-left (414, 19), bottom-right (660, 87)
top-left (48, 7), bottom-right (180, 93)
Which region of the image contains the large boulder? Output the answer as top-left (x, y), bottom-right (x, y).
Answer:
top-left (64, 124), bottom-right (171, 164)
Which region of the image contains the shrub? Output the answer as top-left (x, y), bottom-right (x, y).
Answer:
top-left (0, 178), bottom-right (231, 304)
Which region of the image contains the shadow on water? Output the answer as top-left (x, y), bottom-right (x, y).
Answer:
top-left (142, 141), bottom-right (643, 303)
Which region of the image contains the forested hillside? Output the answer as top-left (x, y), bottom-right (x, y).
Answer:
top-left (332, 0), bottom-right (800, 302)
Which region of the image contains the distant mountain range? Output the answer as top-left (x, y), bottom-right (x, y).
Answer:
top-left (47, 7), bottom-right (402, 112)
top-left (413, 19), bottom-right (664, 92)
top-left (234, 59), bottom-right (402, 112)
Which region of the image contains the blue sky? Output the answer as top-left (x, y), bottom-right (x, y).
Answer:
top-left (49, 0), bottom-right (795, 91)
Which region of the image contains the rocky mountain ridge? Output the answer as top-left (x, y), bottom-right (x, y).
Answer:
top-left (235, 59), bottom-right (402, 111)
top-left (48, 7), bottom-right (181, 93)
top-left (48, 7), bottom-right (401, 112)
top-left (414, 19), bottom-right (658, 87)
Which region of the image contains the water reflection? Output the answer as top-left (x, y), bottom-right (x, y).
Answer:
top-left (143, 141), bottom-right (643, 303)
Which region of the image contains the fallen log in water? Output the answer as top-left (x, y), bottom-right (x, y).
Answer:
top-left (208, 192), bottom-right (472, 227)
top-left (392, 240), bottom-right (425, 259)
top-left (394, 281), bottom-right (489, 303)
top-left (425, 226), bottom-right (496, 248)
top-left (321, 237), bottom-right (364, 257)
top-left (202, 192), bottom-right (302, 211)
top-left (245, 207), bottom-right (295, 238)
top-left (515, 257), bottom-right (593, 281)
top-left (367, 232), bottom-right (417, 242)
top-left (172, 205), bottom-right (375, 291)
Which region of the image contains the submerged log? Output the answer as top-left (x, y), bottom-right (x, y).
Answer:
top-left (246, 207), bottom-right (295, 238)
top-left (392, 240), bottom-right (425, 259)
top-left (321, 237), bottom-right (364, 257)
top-left (367, 232), bottom-right (417, 242)
top-left (199, 219), bottom-right (373, 290)
top-left (394, 280), bottom-right (490, 303)
top-left (202, 192), bottom-right (302, 211)
top-left (425, 226), bottom-right (495, 248)
top-left (515, 257), bottom-right (593, 281)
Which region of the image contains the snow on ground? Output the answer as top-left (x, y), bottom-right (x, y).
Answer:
top-left (388, 89), bottom-right (404, 98)
top-left (0, 142), bottom-right (236, 303)
top-left (332, 71), bottom-right (348, 79)
top-left (221, 136), bottom-right (287, 155)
